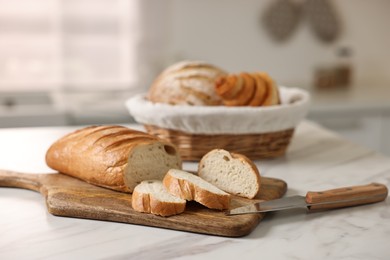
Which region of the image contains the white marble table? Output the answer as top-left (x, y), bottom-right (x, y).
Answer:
top-left (0, 121), bottom-right (389, 260)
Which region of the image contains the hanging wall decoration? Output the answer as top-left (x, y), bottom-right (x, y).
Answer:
top-left (262, 0), bottom-right (302, 42)
top-left (261, 0), bottom-right (341, 43)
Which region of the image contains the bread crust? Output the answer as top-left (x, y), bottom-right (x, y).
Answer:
top-left (131, 182), bottom-right (186, 217)
top-left (45, 125), bottom-right (182, 193)
top-left (163, 170), bottom-right (230, 210)
top-left (230, 152), bottom-right (261, 198)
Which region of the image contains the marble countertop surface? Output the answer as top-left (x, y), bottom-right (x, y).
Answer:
top-left (0, 121), bottom-right (389, 260)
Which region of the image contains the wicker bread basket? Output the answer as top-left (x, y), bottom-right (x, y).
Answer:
top-left (126, 87), bottom-right (310, 161)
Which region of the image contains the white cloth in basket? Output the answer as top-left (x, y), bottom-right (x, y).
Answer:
top-left (126, 87), bottom-right (310, 134)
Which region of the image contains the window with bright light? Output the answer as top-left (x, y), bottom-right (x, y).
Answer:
top-left (0, 0), bottom-right (168, 94)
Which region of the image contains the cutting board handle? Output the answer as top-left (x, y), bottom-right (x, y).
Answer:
top-left (0, 169), bottom-right (41, 192)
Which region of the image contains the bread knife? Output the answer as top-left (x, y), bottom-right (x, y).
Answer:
top-left (226, 183), bottom-right (388, 215)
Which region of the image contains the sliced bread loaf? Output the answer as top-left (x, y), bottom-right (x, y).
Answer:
top-left (214, 72), bottom-right (279, 107)
top-left (163, 169), bottom-right (230, 210)
top-left (198, 149), bottom-right (261, 199)
top-left (46, 125), bottom-right (182, 193)
top-left (132, 180), bottom-right (186, 217)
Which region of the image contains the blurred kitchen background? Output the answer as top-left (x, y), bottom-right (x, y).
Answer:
top-left (0, 0), bottom-right (389, 155)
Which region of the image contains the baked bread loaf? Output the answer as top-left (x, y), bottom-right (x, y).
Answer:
top-left (45, 125), bottom-right (182, 193)
top-left (198, 149), bottom-right (261, 199)
top-left (215, 72), bottom-right (279, 106)
top-left (132, 180), bottom-right (186, 217)
top-left (163, 169), bottom-right (230, 210)
top-left (148, 60), bottom-right (227, 106)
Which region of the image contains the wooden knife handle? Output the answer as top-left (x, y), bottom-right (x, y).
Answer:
top-left (306, 183), bottom-right (388, 211)
top-left (0, 169), bottom-right (41, 192)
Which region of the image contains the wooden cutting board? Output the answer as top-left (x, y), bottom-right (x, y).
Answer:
top-left (0, 169), bottom-right (287, 237)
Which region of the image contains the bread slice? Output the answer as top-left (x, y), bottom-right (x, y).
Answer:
top-left (215, 74), bottom-right (243, 100)
top-left (132, 180), bottom-right (186, 217)
top-left (258, 72), bottom-right (280, 106)
top-left (45, 125), bottom-right (182, 193)
top-left (224, 74), bottom-right (256, 106)
top-left (248, 73), bottom-right (267, 106)
top-left (163, 169), bottom-right (230, 210)
top-left (198, 149), bottom-right (261, 199)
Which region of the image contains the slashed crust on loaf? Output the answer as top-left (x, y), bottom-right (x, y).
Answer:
top-left (132, 180), bottom-right (186, 217)
top-left (163, 169), bottom-right (230, 210)
top-left (198, 149), bottom-right (261, 199)
top-left (45, 125), bottom-right (182, 193)
top-left (147, 61), bottom-right (227, 106)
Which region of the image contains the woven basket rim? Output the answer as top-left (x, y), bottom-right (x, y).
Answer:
top-left (127, 86), bottom-right (310, 135)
